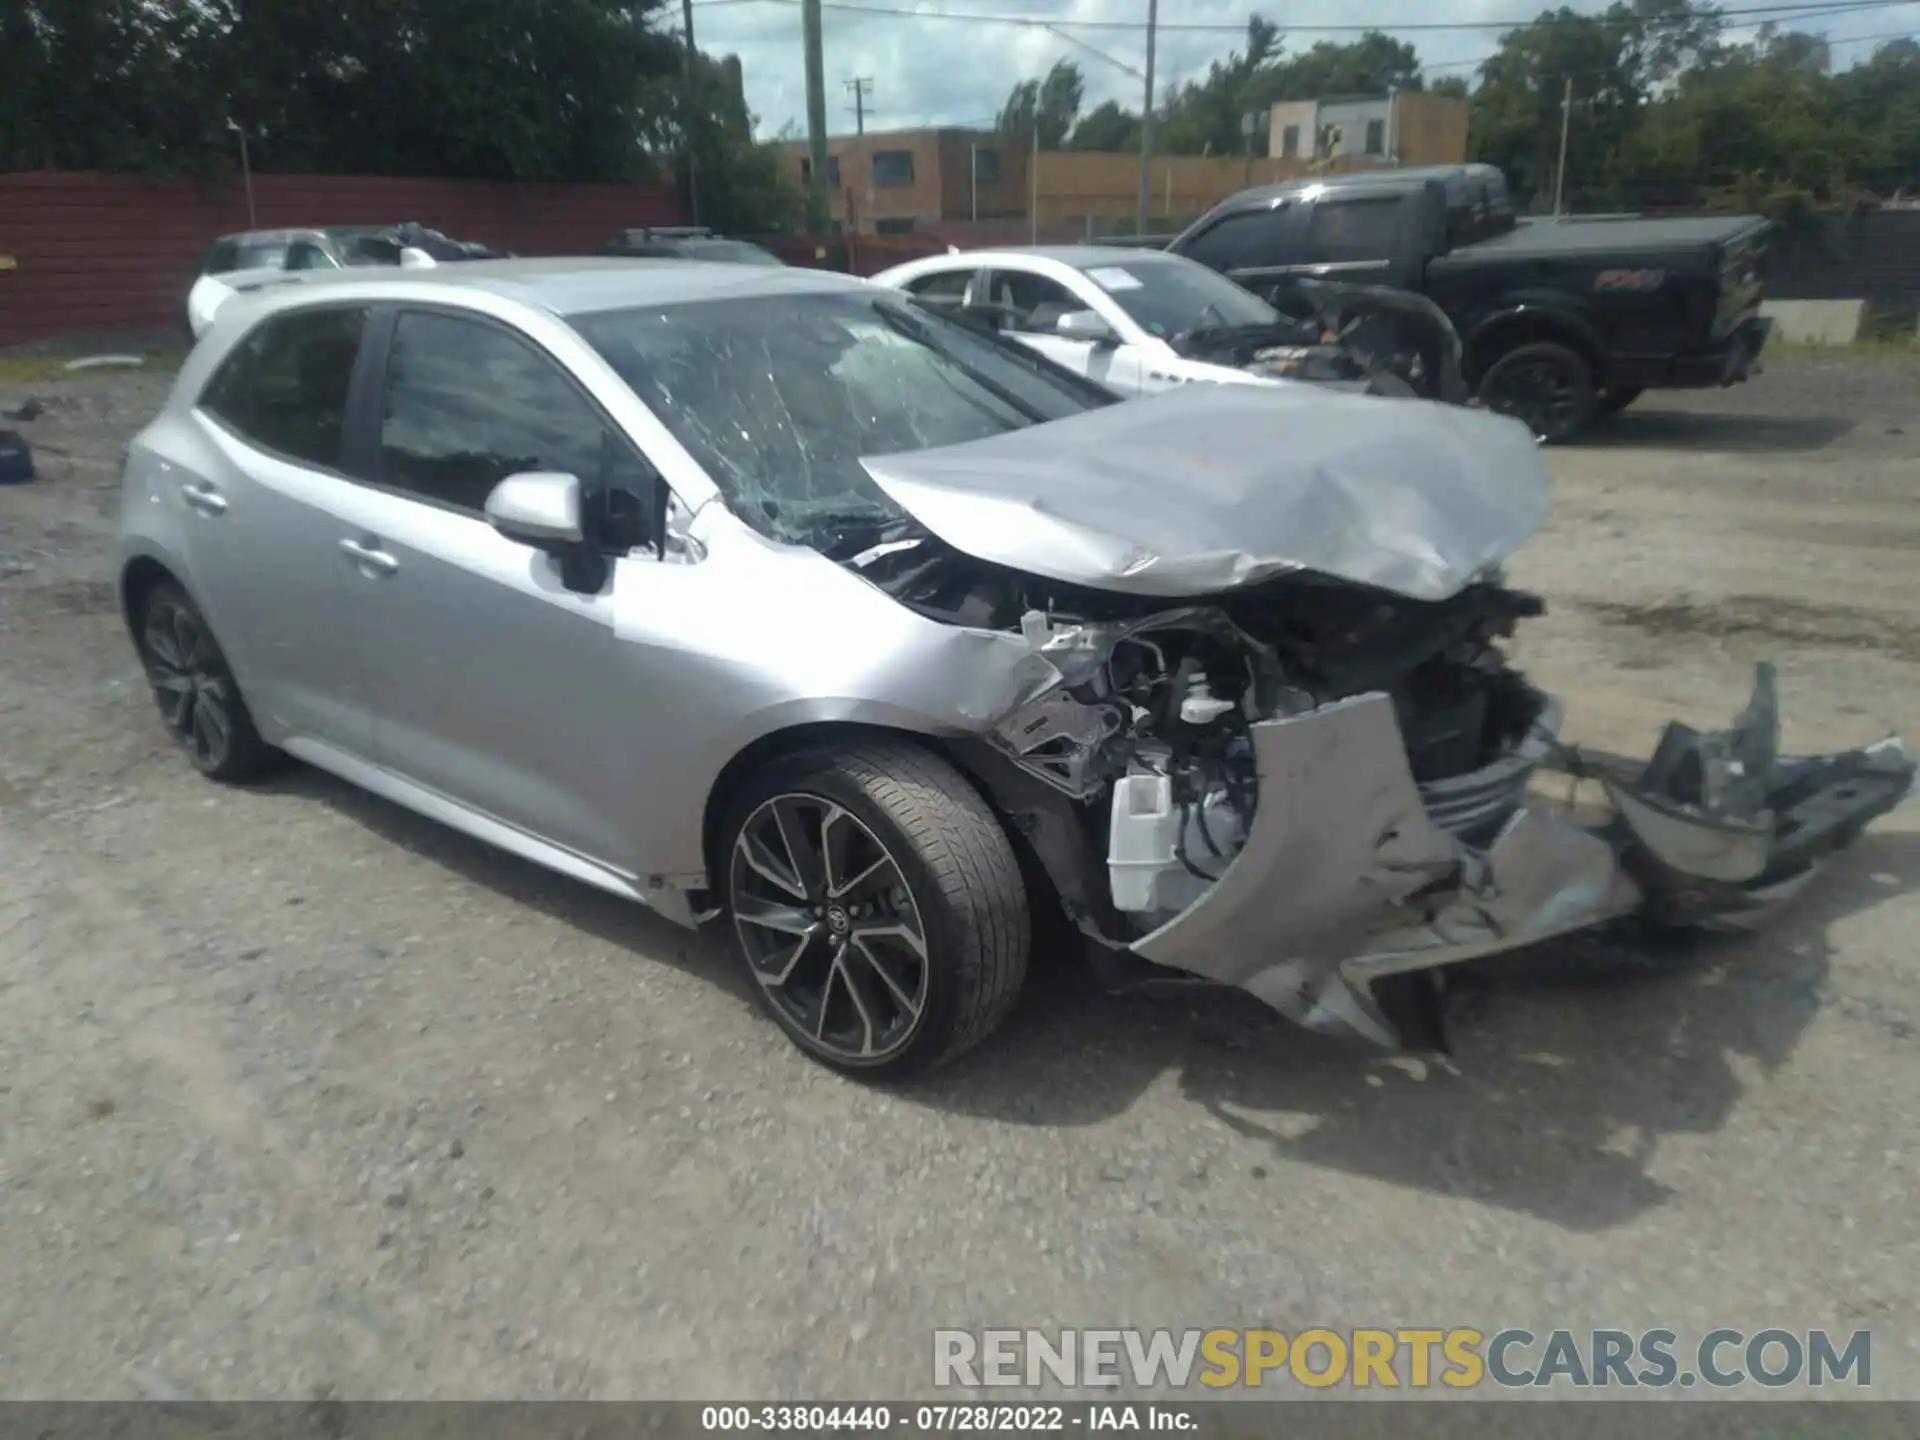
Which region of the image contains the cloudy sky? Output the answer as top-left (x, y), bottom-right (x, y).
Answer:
top-left (673, 0), bottom-right (1920, 139)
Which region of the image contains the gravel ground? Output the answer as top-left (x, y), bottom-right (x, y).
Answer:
top-left (1, 354), bottom-right (1917, 1401)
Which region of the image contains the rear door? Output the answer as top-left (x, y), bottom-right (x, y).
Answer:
top-left (178, 304), bottom-right (378, 751)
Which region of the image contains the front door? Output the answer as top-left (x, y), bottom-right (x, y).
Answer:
top-left (181, 303), bottom-right (377, 752)
top-left (344, 307), bottom-right (662, 870)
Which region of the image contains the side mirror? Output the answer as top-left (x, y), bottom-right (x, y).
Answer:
top-left (398, 246), bottom-right (438, 269)
top-left (1056, 309), bottom-right (1117, 344)
top-left (485, 472), bottom-right (584, 548)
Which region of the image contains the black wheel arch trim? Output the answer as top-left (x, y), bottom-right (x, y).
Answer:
top-left (1464, 300), bottom-right (1609, 384)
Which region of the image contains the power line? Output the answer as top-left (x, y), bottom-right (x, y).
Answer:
top-left (1419, 15), bottom-right (1917, 73)
top-left (688, 0), bottom-right (1912, 34)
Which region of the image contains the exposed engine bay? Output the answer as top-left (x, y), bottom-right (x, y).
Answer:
top-left (847, 531), bottom-right (1549, 936)
top-left (1168, 279), bottom-right (1469, 404)
top-left (839, 524), bottom-right (1916, 1048)
top-left (830, 383), bottom-right (1915, 1050)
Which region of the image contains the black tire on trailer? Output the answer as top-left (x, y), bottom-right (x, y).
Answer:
top-left (721, 739), bottom-right (1030, 1078)
top-left (133, 580), bottom-right (282, 782)
top-left (1477, 340), bottom-right (1599, 443)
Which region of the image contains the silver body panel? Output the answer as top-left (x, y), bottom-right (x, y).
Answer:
top-left (122, 261), bottom-right (1917, 1049)
top-left (861, 382), bottom-right (1546, 602)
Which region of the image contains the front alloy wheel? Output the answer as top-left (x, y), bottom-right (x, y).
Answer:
top-left (731, 794), bottom-right (930, 1064)
top-left (722, 741), bottom-right (1030, 1076)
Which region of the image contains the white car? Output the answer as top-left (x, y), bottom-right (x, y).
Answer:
top-left (871, 245), bottom-right (1328, 396)
top-left (185, 228), bottom-right (439, 340)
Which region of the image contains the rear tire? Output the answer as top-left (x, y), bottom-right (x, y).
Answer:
top-left (134, 581), bottom-right (281, 782)
top-left (721, 740), bottom-right (1030, 1078)
top-left (1478, 340), bottom-right (1598, 443)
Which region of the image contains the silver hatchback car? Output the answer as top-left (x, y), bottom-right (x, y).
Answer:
top-left (119, 260), bottom-right (1915, 1075)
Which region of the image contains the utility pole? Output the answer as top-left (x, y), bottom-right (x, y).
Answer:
top-left (802, 0), bottom-right (830, 232)
top-left (226, 120), bottom-right (256, 228)
top-left (1552, 76), bottom-right (1573, 218)
top-left (681, 0), bottom-right (701, 226)
top-left (1029, 107), bottom-right (1039, 244)
top-left (844, 77), bottom-right (872, 136)
top-left (1136, 0), bottom-right (1158, 235)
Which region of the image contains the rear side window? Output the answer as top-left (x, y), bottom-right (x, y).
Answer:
top-left (1303, 197), bottom-right (1401, 263)
top-left (377, 310), bottom-right (651, 515)
top-left (199, 307), bottom-right (368, 470)
top-left (1180, 205), bottom-right (1289, 272)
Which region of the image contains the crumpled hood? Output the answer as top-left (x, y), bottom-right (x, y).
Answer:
top-left (859, 382), bottom-right (1548, 602)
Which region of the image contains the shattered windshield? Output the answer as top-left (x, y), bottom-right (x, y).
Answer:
top-left (574, 290), bottom-right (1114, 546)
top-left (1076, 256), bottom-right (1278, 338)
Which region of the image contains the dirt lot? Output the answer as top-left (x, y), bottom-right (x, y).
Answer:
top-left (2, 354), bottom-right (1917, 1400)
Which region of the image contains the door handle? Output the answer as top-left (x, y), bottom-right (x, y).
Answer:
top-left (339, 537), bottom-right (399, 576)
top-left (182, 483), bottom-right (228, 516)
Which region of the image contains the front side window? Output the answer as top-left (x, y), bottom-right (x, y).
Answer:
top-left (1180, 206), bottom-right (1288, 273)
top-left (285, 240), bottom-right (338, 271)
top-left (232, 239), bottom-right (293, 271)
top-left (199, 306), bottom-right (368, 469)
top-left (984, 271), bottom-right (1084, 335)
top-left (1304, 197), bottom-right (1400, 262)
top-left (377, 311), bottom-right (651, 517)
top-left (574, 291), bottom-right (1115, 547)
top-left (1365, 119), bottom-right (1386, 156)
top-left (1074, 257), bottom-right (1276, 338)
top-left (903, 269), bottom-right (975, 310)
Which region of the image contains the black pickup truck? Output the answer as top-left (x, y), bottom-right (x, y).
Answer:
top-left (1153, 164), bottom-right (1773, 441)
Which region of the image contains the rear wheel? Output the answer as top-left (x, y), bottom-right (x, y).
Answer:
top-left (1478, 341), bottom-right (1598, 443)
top-left (722, 740), bottom-right (1030, 1077)
top-left (134, 581), bottom-right (280, 781)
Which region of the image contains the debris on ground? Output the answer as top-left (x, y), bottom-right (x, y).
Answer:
top-left (62, 355), bottom-right (147, 373)
top-left (0, 429), bottom-right (34, 485)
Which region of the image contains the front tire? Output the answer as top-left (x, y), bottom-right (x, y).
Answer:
top-left (1478, 340), bottom-right (1598, 443)
top-left (134, 581), bottom-right (281, 781)
top-left (722, 740), bottom-right (1030, 1077)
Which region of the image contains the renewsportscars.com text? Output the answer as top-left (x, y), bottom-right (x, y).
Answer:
top-left (933, 1327), bottom-right (1872, 1391)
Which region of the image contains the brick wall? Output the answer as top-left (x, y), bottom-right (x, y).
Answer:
top-left (0, 170), bottom-right (686, 345)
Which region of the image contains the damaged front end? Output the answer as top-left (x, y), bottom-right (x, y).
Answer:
top-left (969, 575), bottom-right (1915, 1050)
top-left (841, 383), bottom-right (1914, 1049)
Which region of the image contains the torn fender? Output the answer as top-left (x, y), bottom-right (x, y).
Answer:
top-left (1133, 667), bottom-right (1916, 1048)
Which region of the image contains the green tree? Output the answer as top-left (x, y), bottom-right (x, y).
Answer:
top-left (1157, 16), bottom-right (1282, 156)
top-left (1066, 100), bottom-right (1139, 152)
top-left (1262, 32), bottom-right (1424, 104)
top-left (997, 60), bottom-right (1086, 147)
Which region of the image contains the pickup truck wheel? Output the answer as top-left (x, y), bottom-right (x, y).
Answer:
top-left (1478, 341), bottom-right (1597, 443)
top-left (1597, 386), bottom-right (1644, 417)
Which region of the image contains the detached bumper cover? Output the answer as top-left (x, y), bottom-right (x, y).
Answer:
top-left (1131, 664), bottom-right (1915, 1047)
